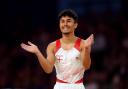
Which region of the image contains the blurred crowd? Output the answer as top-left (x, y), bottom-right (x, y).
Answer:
top-left (0, 0), bottom-right (128, 89)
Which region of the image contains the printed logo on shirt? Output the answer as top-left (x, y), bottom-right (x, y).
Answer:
top-left (56, 55), bottom-right (63, 62)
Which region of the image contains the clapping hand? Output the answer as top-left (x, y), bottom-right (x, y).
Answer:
top-left (21, 41), bottom-right (39, 54)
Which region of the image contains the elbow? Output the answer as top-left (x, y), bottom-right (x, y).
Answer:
top-left (86, 64), bottom-right (91, 70)
top-left (44, 67), bottom-right (53, 74)
top-left (41, 63), bottom-right (53, 74)
top-left (84, 64), bottom-right (91, 70)
top-left (45, 70), bottom-right (53, 74)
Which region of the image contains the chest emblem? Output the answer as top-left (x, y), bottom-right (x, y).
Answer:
top-left (56, 55), bottom-right (63, 62)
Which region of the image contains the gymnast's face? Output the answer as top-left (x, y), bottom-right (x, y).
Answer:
top-left (59, 16), bottom-right (78, 35)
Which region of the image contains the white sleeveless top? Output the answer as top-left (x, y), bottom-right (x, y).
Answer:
top-left (54, 38), bottom-right (85, 83)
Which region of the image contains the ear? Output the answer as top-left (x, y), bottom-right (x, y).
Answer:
top-left (74, 22), bottom-right (78, 29)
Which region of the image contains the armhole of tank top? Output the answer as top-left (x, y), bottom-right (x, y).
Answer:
top-left (54, 39), bottom-right (61, 54)
top-left (74, 38), bottom-right (81, 51)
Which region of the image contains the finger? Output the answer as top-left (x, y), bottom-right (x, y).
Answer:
top-left (87, 34), bottom-right (94, 45)
top-left (21, 43), bottom-right (28, 49)
top-left (28, 41), bottom-right (34, 46)
top-left (87, 34), bottom-right (93, 41)
top-left (21, 43), bottom-right (25, 47)
top-left (89, 34), bottom-right (94, 41)
top-left (91, 34), bottom-right (94, 39)
top-left (90, 34), bottom-right (94, 39)
top-left (91, 34), bottom-right (94, 36)
top-left (91, 35), bottom-right (94, 45)
top-left (21, 44), bottom-right (26, 50)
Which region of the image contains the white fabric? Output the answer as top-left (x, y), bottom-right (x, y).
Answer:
top-left (54, 82), bottom-right (85, 89)
top-left (54, 47), bottom-right (85, 83)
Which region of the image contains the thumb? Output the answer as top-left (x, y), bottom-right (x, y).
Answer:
top-left (90, 34), bottom-right (94, 39)
top-left (28, 41), bottom-right (34, 46)
top-left (89, 34), bottom-right (94, 44)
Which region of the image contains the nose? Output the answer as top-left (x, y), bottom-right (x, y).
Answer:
top-left (64, 21), bottom-right (68, 26)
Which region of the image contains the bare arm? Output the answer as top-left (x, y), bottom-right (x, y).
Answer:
top-left (21, 41), bottom-right (55, 73)
top-left (80, 34), bottom-right (94, 70)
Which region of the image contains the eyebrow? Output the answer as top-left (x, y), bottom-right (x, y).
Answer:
top-left (67, 19), bottom-right (72, 21)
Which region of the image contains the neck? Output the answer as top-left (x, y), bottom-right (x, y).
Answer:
top-left (61, 33), bottom-right (76, 44)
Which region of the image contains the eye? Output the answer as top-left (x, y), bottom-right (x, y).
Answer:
top-left (60, 20), bottom-right (64, 23)
top-left (67, 19), bottom-right (72, 22)
top-left (67, 20), bottom-right (71, 23)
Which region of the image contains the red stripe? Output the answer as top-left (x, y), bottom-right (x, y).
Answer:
top-left (75, 78), bottom-right (83, 83)
top-left (54, 39), bottom-right (61, 53)
top-left (56, 79), bottom-right (68, 83)
top-left (56, 78), bottom-right (83, 84)
top-left (74, 38), bottom-right (81, 51)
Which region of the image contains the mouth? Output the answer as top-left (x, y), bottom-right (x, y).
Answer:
top-left (63, 28), bottom-right (68, 31)
top-left (62, 28), bottom-right (70, 34)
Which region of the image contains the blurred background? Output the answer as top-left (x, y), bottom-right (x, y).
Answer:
top-left (0, 0), bottom-right (128, 89)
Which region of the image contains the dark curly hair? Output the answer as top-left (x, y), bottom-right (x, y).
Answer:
top-left (58, 9), bottom-right (78, 23)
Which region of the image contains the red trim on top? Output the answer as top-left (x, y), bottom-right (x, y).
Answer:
top-left (56, 79), bottom-right (68, 83)
top-left (54, 39), bottom-right (61, 53)
top-left (56, 78), bottom-right (83, 84)
top-left (75, 78), bottom-right (83, 83)
top-left (74, 38), bottom-right (81, 51)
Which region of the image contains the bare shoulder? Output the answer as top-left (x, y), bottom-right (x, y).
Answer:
top-left (47, 41), bottom-right (56, 51)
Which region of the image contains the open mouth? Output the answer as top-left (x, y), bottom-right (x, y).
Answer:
top-left (63, 28), bottom-right (68, 31)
